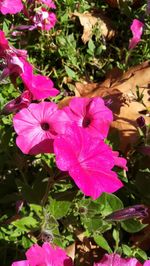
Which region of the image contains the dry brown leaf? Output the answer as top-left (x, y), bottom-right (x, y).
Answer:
top-left (72, 11), bottom-right (115, 44)
top-left (75, 61), bottom-right (150, 152)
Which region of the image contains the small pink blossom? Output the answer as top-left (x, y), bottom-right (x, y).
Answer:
top-left (94, 253), bottom-right (150, 266)
top-left (11, 242), bottom-right (73, 266)
top-left (54, 125), bottom-right (126, 199)
top-left (20, 61), bottom-right (59, 100)
top-left (62, 97), bottom-right (113, 139)
top-left (13, 101), bottom-right (66, 155)
top-left (0, 30), bottom-right (27, 79)
top-left (1, 90), bottom-right (32, 115)
top-left (32, 8), bottom-right (57, 30)
top-left (0, 31), bottom-right (59, 100)
top-left (129, 19), bottom-right (144, 49)
top-left (112, 151), bottom-right (128, 171)
top-left (0, 0), bottom-right (23, 15)
top-left (0, 30), bottom-right (9, 54)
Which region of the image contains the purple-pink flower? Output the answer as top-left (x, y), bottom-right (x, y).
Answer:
top-left (0, 0), bottom-right (23, 15)
top-left (32, 8), bottom-right (57, 30)
top-left (129, 19), bottom-right (144, 49)
top-left (54, 125), bottom-right (126, 199)
top-left (0, 30), bottom-right (59, 100)
top-left (0, 30), bottom-right (27, 79)
top-left (20, 60), bottom-right (59, 100)
top-left (94, 253), bottom-right (150, 266)
top-left (62, 97), bottom-right (113, 139)
top-left (11, 242), bottom-right (73, 266)
top-left (1, 90), bottom-right (32, 115)
top-left (13, 102), bottom-right (64, 155)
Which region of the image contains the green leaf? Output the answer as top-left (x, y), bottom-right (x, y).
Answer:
top-left (65, 66), bottom-right (77, 79)
top-left (122, 244), bottom-right (132, 257)
top-left (94, 234), bottom-right (112, 253)
top-left (134, 248), bottom-right (148, 261)
top-left (12, 216), bottom-right (38, 232)
top-left (113, 228), bottom-right (120, 245)
top-left (48, 197), bottom-right (71, 219)
top-left (30, 204), bottom-right (43, 218)
top-left (96, 193), bottom-right (124, 217)
top-left (87, 39), bottom-right (95, 55)
top-left (81, 217), bottom-right (111, 233)
top-left (121, 219), bottom-right (147, 233)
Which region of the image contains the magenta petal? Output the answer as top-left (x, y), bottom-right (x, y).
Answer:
top-left (16, 135), bottom-right (54, 154)
top-left (54, 125), bottom-right (124, 199)
top-left (11, 261), bottom-right (29, 266)
top-left (144, 261), bottom-right (150, 266)
top-left (0, 30), bottom-right (9, 52)
top-left (94, 253), bottom-right (142, 266)
top-left (70, 165), bottom-right (123, 200)
top-left (21, 65), bottom-right (59, 100)
top-left (25, 242), bottom-right (73, 266)
top-left (63, 97), bottom-right (113, 139)
top-left (29, 74), bottom-right (59, 100)
top-left (129, 19), bottom-right (144, 49)
top-left (13, 102), bottom-right (59, 154)
top-left (0, 0), bottom-right (23, 14)
top-left (54, 136), bottom-right (78, 171)
top-left (112, 151), bottom-right (128, 171)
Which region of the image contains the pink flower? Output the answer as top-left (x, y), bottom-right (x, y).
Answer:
top-left (13, 101), bottom-right (63, 155)
top-left (62, 97), bottom-right (113, 139)
top-left (0, 31), bottom-right (59, 100)
top-left (0, 30), bottom-right (27, 79)
top-left (11, 242), bottom-right (73, 266)
top-left (1, 90), bottom-right (32, 115)
top-left (32, 8), bottom-right (57, 30)
top-left (0, 30), bottom-right (9, 55)
top-left (0, 0), bottom-right (23, 15)
top-left (94, 253), bottom-right (150, 266)
top-left (54, 125), bottom-right (126, 199)
top-left (20, 61), bottom-right (59, 100)
top-left (129, 19), bottom-right (144, 49)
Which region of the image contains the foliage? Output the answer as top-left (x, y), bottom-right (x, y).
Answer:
top-left (0, 0), bottom-right (150, 265)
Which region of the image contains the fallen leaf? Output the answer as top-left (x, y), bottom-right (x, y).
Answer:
top-left (72, 11), bottom-right (115, 44)
top-left (75, 61), bottom-right (150, 152)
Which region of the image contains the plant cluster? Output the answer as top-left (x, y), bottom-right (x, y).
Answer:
top-left (0, 0), bottom-right (150, 265)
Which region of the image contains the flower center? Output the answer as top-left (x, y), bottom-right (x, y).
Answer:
top-left (82, 117), bottom-right (91, 128)
top-left (41, 122), bottom-right (50, 131)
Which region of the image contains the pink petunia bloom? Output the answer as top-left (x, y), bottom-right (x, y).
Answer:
top-left (54, 125), bottom-right (126, 199)
top-left (129, 19), bottom-right (144, 49)
top-left (0, 0), bottom-right (23, 15)
top-left (13, 101), bottom-right (67, 155)
top-left (62, 97), bottom-right (113, 139)
top-left (0, 30), bottom-right (27, 79)
top-left (0, 30), bottom-right (59, 100)
top-left (1, 90), bottom-right (32, 115)
top-left (11, 242), bottom-right (73, 266)
top-left (94, 253), bottom-right (150, 266)
top-left (20, 60), bottom-right (59, 100)
top-left (32, 8), bottom-right (57, 30)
